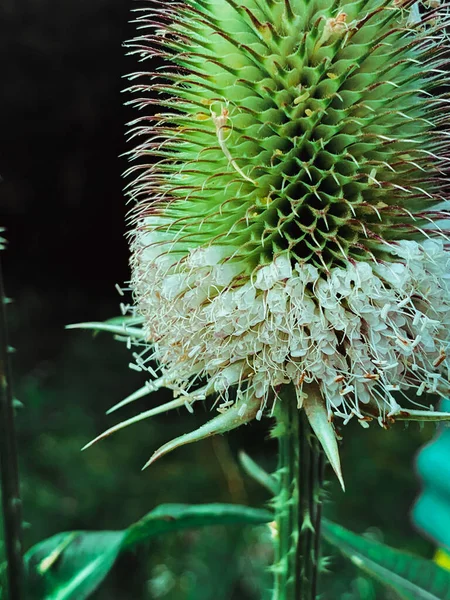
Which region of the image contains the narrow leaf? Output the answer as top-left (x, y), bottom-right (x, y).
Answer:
top-left (123, 503), bottom-right (273, 548)
top-left (322, 519), bottom-right (450, 600)
top-left (238, 451), bottom-right (278, 495)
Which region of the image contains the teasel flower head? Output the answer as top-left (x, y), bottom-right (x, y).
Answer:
top-left (81, 0), bottom-right (450, 482)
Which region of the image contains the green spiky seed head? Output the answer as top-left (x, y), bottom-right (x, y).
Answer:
top-left (127, 0), bottom-right (449, 272)
top-left (89, 0), bottom-right (450, 474)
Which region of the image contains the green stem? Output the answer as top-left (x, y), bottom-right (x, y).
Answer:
top-left (0, 257), bottom-right (24, 599)
top-left (272, 385), bottom-right (324, 600)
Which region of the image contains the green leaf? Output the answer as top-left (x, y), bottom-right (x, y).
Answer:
top-left (24, 531), bottom-right (125, 600)
top-left (22, 503), bottom-right (272, 599)
top-left (322, 519), bottom-right (450, 600)
top-left (123, 503), bottom-right (273, 548)
top-left (238, 451), bottom-right (278, 495)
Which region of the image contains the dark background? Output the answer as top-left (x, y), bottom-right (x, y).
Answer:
top-left (0, 1), bottom-right (438, 598)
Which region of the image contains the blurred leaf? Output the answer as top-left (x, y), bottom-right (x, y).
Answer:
top-left (322, 519), bottom-right (450, 600)
top-left (22, 503), bottom-right (272, 599)
top-left (238, 451), bottom-right (278, 495)
top-left (124, 503), bottom-right (273, 548)
top-left (24, 531), bottom-right (125, 600)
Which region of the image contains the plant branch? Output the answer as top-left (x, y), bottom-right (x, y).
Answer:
top-left (271, 385), bottom-right (324, 600)
top-left (0, 256), bottom-right (24, 599)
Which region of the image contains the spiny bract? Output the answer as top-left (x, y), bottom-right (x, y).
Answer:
top-left (88, 0), bottom-right (450, 475)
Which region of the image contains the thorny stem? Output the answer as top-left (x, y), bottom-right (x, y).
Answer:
top-left (0, 257), bottom-right (24, 599)
top-left (272, 385), bottom-right (324, 600)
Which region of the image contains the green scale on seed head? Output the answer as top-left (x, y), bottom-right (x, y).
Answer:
top-left (127, 0), bottom-right (450, 272)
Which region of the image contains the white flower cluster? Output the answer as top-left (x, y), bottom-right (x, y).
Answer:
top-left (131, 237), bottom-right (450, 427)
